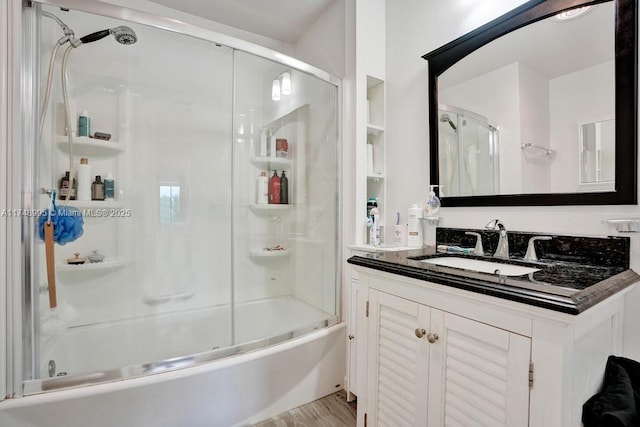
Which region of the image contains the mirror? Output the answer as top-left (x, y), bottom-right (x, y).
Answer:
top-left (423, 0), bottom-right (637, 206)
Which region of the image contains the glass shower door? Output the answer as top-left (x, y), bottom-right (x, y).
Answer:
top-left (33, 4), bottom-right (234, 381)
top-left (232, 51), bottom-right (338, 346)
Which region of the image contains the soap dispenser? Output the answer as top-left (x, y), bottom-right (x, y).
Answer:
top-left (424, 185), bottom-right (441, 218)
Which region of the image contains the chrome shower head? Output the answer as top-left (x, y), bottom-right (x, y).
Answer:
top-left (440, 114), bottom-right (457, 131)
top-left (110, 26), bottom-right (137, 45)
top-left (79, 26), bottom-right (137, 45)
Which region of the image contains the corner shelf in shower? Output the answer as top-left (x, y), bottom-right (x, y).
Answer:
top-left (249, 204), bottom-right (292, 213)
top-left (250, 156), bottom-right (292, 169)
top-left (62, 200), bottom-right (125, 209)
top-left (56, 257), bottom-right (127, 272)
top-left (249, 248), bottom-right (291, 258)
top-left (56, 136), bottom-right (124, 158)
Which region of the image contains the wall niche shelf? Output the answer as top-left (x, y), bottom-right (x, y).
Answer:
top-left (57, 257), bottom-right (127, 272)
top-left (56, 136), bottom-right (124, 158)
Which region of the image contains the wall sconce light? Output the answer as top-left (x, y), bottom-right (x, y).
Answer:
top-left (272, 71), bottom-right (291, 101)
top-left (272, 78), bottom-right (281, 101)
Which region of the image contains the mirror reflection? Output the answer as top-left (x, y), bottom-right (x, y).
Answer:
top-left (438, 1), bottom-right (614, 197)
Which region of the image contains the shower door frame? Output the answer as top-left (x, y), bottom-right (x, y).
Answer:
top-left (13, 0), bottom-right (342, 397)
top-left (438, 104), bottom-right (500, 196)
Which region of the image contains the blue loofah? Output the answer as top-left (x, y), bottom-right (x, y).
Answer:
top-left (38, 194), bottom-right (84, 245)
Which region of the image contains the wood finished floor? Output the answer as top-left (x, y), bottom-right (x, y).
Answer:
top-left (250, 390), bottom-right (357, 427)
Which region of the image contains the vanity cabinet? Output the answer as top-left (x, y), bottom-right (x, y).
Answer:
top-left (367, 289), bottom-right (530, 426)
top-left (354, 266), bottom-right (631, 427)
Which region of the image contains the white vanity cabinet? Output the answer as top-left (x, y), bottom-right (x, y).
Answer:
top-left (354, 266), bottom-right (632, 427)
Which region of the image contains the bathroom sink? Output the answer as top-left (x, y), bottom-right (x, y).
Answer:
top-left (418, 256), bottom-right (540, 277)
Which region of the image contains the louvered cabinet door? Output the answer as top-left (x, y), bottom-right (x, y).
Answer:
top-left (367, 290), bottom-right (430, 427)
top-left (427, 311), bottom-right (532, 427)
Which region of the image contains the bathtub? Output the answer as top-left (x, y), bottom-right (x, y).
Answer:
top-left (0, 297), bottom-right (346, 427)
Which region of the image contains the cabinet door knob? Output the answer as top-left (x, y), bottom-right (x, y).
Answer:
top-left (348, 334), bottom-right (355, 340)
top-left (427, 333), bottom-right (439, 343)
top-left (415, 328), bottom-right (426, 338)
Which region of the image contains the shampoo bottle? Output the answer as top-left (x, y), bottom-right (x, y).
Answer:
top-left (104, 172), bottom-right (115, 201)
top-left (407, 203), bottom-right (424, 247)
top-left (77, 157), bottom-right (92, 201)
top-left (78, 110), bottom-right (90, 137)
top-left (91, 175), bottom-right (105, 201)
top-left (424, 185), bottom-right (441, 218)
top-left (268, 170), bottom-right (281, 204)
top-left (279, 171), bottom-right (288, 204)
top-left (257, 171), bottom-right (269, 204)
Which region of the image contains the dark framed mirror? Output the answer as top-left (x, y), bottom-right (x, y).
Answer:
top-left (422, 0), bottom-right (637, 206)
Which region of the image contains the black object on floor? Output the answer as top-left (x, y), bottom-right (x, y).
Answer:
top-left (582, 355), bottom-right (640, 427)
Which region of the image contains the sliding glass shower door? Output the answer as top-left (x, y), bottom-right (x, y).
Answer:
top-left (27, 1), bottom-right (338, 391)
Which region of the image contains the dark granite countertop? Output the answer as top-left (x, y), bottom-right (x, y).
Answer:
top-left (347, 229), bottom-right (639, 315)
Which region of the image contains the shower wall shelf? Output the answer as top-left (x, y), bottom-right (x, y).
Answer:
top-left (249, 156), bottom-right (291, 169)
top-left (57, 257), bottom-right (127, 272)
top-left (56, 136), bottom-right (124, 158)
top-left (367, 124), bottom-right (384, 135)
top-left (249, 249), bottom-right (290, 258)
top-left (249, 204), bottom-right (291, 212)
top-left (64, 200), bottom-right (125, 209)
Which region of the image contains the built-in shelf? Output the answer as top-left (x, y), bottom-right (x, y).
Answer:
top-left (249, 249), bottom-right (290, 258)
top-left (250, 156), bottom-right (292, 169)
top-left (57, 136), bottom-right (124, 158)
top-left (367, 124), bottom-right (385, 135)
top-left (250, 204), bottom-right (292, 212)
top-left (367, 174), bottom-right (385, 180)
top-left (603, 218), bottom-right (640, 232)
top-left (57, 257), bottom-right (127, 272)
top-left (61, 200), bottom-right (125, 209)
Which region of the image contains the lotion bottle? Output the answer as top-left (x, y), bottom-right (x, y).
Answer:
top-left (407, 203), bottom-right (424, 247)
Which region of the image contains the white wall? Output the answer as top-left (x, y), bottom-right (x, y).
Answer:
top-left (386, 1), bottom-right (640, 360)
top-left (295, 0), bottom-right (346, 78)
top-left (550, 60), bottom-right (615, 192)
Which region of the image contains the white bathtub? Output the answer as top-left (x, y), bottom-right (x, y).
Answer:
top-left (0, 297), bottom-right (346, 427)
top-left (39, 296), bottom-right (335, 377)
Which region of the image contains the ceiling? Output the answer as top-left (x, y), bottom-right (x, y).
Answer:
top-left (149, 0), bottom-right (336, 44)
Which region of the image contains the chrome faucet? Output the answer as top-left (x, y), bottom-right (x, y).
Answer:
top-left (485, 219), bottom-right (509, 259)
top-left (524, 236), bottom-right (552, 261)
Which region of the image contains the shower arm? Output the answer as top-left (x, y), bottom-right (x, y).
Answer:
top-left (41, 10), bottom-right (81, 46)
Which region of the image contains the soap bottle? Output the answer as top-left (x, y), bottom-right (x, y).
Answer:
top-left (424, 185), bottom-right (441, 218)
top-left (369, 205), bottom-right (380, 246)
top-left (91, 175), bottom-right (105, 201)
top-left (257, 171), bottom-right (269, 204)
top-left (279, 171), bottom-right (288, 204)
top-left (268, 170), bottom-right (281, 204)
top-left (407, 203), bottom-right (424, 247)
